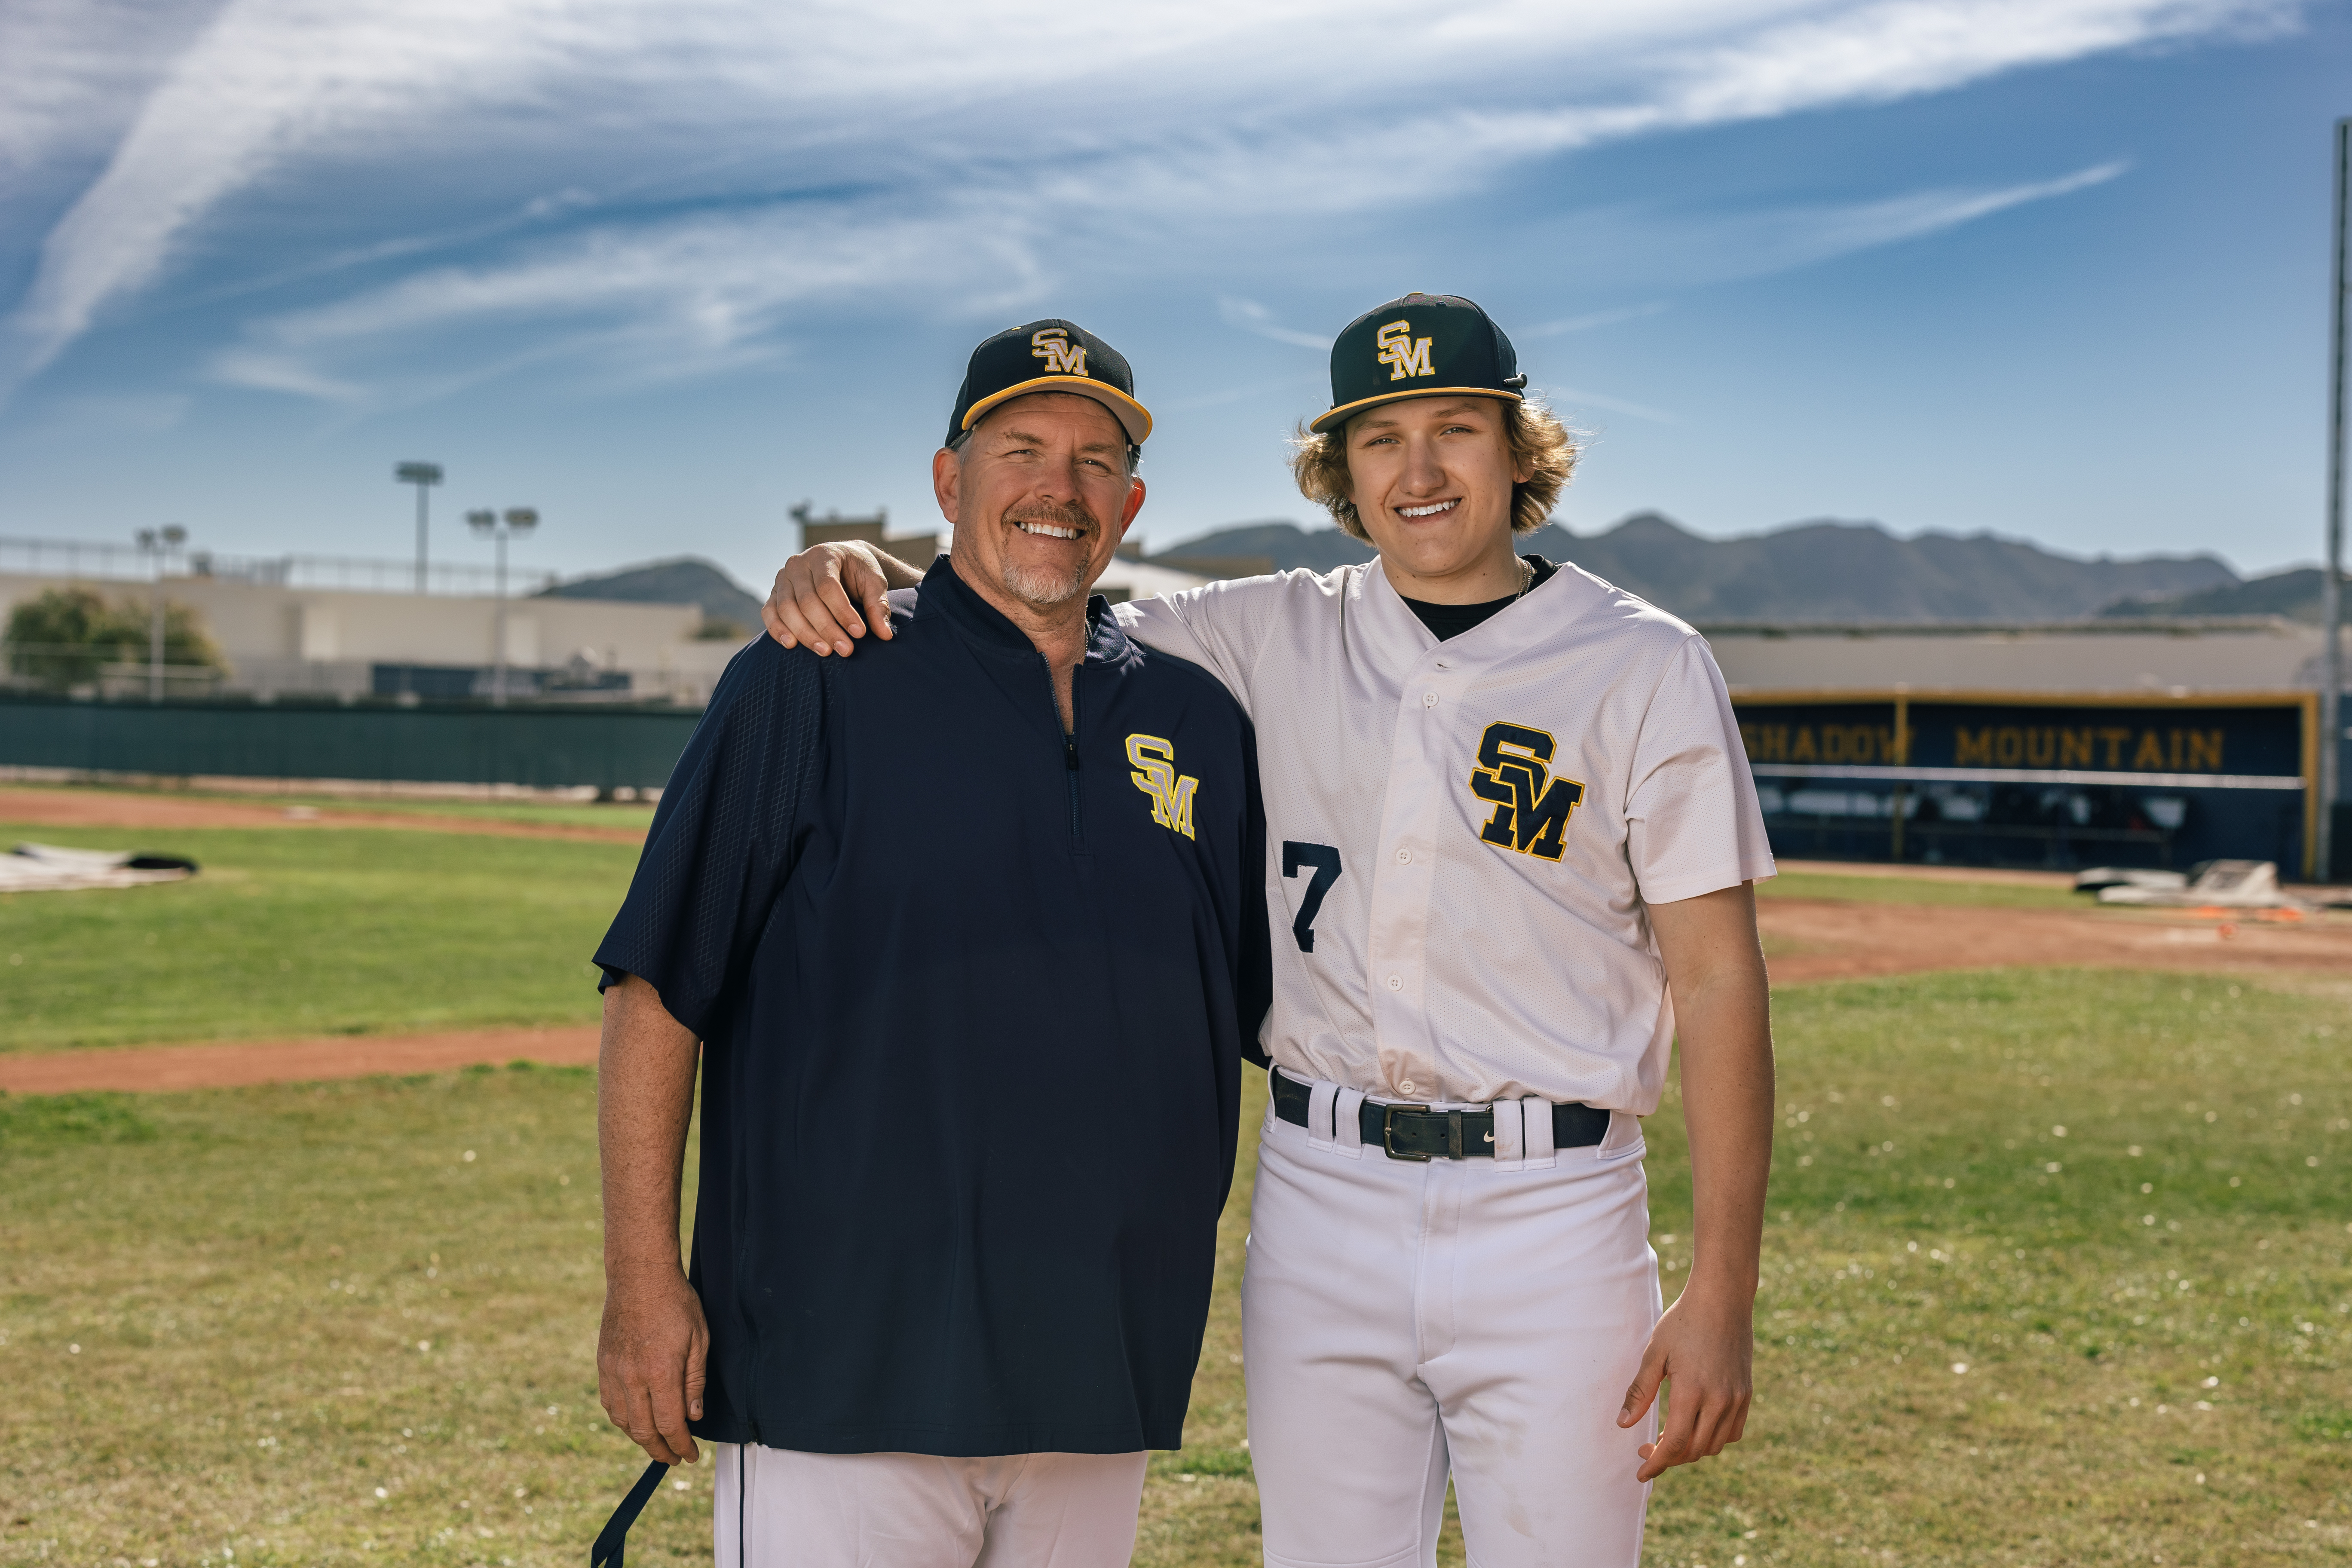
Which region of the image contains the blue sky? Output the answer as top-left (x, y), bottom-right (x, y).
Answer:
top-left (0, 0), bottom-right (2345, 591)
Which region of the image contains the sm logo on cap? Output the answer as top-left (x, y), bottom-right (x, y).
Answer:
top-left (1032, 328), bottom-right (1089, 377)
top-left (1375, 319), bottom-right (1435, 382)
top-left (1467, 721), bottom-right (1583, 861)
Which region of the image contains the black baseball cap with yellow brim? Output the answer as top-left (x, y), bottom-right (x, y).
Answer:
top-left (1308, 292), bottom-right (1525, 434)
top-left (947, 318), bottom-right (1153, 448)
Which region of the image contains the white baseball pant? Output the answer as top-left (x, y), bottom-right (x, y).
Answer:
top-left (1242, 1081), bottom-right (1661, 1568)
top-left (708, 1442), bottom-right (1148, 1568)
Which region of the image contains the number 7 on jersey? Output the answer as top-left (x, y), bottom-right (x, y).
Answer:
top-left (1280, 841), bottom-right (1341, 953)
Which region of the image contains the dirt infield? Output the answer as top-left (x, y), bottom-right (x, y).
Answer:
top-left (1760, 897), bottom-right (2352, 983)
top-left (4, 898), bottom-right (2345, 1096)
top-left (0, 784), bottom-right (648, 843)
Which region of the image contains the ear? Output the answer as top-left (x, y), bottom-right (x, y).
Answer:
top-left (1501, 420), bottom-right (1534, 485)
top-left (932, 446), bottom-right (962, 525)
top-left (1116, 476), bottom-right (1146, 533)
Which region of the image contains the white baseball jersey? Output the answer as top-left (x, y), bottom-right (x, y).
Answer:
top-left (1113, 558), bottom-right (1773, 1115)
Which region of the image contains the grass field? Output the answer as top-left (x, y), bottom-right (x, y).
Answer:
top-left (1758, 870), bottom-right (2082, 912)
top-left (0, 825), bottom-right (636, 1052)
top-left (0, 811), bottom-right (2102, 1060)
top-left (4, 966), bottom-right (2346, 1567)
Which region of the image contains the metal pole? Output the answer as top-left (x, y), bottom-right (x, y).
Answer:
top-left (493, 527), bottom-right (508, 710)
top-left (2322, 117), bottom-right (2349, 884)
top-left (149, 549), bottom-right (164, 704)
top-left (396, 462), bottom-right (442, 593)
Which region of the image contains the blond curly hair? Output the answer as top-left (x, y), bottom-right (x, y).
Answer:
top-left (1288, 396), bottom-right (1579, 542)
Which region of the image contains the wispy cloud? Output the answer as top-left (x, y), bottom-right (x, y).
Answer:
top-left (1219, 297), bottom-right (1333, 351)
top-left (1522, 303), bottom-right (1673, 340)
top-left (1775, 160), bottom-right (2130, 263)
top-left (0, 0), bottom-right (2303, 403)
top-left (1549, 386), bottom-right (1681, 425)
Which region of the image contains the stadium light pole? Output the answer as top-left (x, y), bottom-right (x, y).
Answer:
top-left (136, 525), bottom-right (188, 703)
top-left (469, 506), bottom-right (539, 708)
top-left (2322, 118), bottom-right (2348, 884)
top-left (396, 461), bottom-right (444, 593)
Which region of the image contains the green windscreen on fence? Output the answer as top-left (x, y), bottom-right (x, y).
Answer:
top-left (0, 696), bottom-right (704, 790)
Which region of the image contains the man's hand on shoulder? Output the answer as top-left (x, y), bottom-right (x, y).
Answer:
top-left (763, 541), bottom-right (915, 657)
top-left (598, 1264), bottom-right (710, 1465)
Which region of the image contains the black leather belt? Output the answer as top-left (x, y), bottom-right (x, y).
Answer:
top-left (1271, 1066), bottom-right (1611, 1161)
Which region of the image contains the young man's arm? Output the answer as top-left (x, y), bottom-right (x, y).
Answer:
top-left (763, 541), bottom-right (919, 656)
top-left (1618, 881), bottom-right (1773, 1482)
top-left (597, 973), bottom-right (709, 1467)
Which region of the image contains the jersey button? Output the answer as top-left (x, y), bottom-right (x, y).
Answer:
top-left (1395, 848), bottom-right (1411, 864)
top-left (1399, 1079), bottom-right (1416, 1094)
top-left (1387, 974), bottom-right (1403, 991)
top-left (1422, 692), bottom-right (1439, 707)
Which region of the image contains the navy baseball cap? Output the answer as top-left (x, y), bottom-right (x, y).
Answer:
top-left (946, 319), bottom-right (1153, 447)
top-left (1308, 293), bottom-right (1526, 434)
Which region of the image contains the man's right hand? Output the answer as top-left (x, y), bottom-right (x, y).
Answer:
top-left (763, 541), bottom-right (897, 657)
top-left (598, 1266), bottom-right (710, 1465)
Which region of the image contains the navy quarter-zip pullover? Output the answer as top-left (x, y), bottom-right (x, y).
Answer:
top-left (595, 556), bottom-right (1269, 1457)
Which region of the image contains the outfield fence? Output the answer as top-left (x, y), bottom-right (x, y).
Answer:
top-left (0, 695), bottom-right (701, 790)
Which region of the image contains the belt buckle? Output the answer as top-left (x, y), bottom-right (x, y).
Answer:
top-left (1381, 1103), bottom-right (1433, 1161)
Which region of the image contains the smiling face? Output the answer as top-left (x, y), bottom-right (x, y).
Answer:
top-left (933, 391), bottom-right (1144, 619)
top-left (1341, 395), bottom-right (1531, 598)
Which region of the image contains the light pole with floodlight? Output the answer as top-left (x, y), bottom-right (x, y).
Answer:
top-left (135, 525), bottom-right (188, 703)
top-left (469, 506), bottom-right (539, 707)
top-left (396, 461), bottom-right (444, 593)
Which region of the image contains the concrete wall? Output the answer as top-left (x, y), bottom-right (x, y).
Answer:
top-left (0, 571), bottom-right (738, 703)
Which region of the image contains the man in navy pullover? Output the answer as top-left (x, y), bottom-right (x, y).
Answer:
top-left (592, 321), bottom-right (1268, 1568)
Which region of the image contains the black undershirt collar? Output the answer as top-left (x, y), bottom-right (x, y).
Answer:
top-left (1400, 554), bottom-right (1558, 641)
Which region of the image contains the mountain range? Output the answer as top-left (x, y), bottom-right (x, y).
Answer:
top-left (2095, 566), bottom-right (2336, 623)
top-left (1155, 512), bottom-right (2247, 625)
top-left (538, 555), bottom-right (765, 634)
top-left (540, 515), bottom-right (2315, 631)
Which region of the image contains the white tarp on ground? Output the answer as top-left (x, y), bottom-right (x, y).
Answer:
top-left (0, 842), bottom-right (198, 892)
top-left (2094, 859), bottom-right (2312, 911)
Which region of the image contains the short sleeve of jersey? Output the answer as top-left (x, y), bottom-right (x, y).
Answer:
top-left (1115, 572), bottom-right (1326, 716)
top-left (1623, 634), bottom-right (1776, 906)
top-left (1110, 597), bottom-right (1228, 692)
top-left (592, 638), bottom-right (815, 1039)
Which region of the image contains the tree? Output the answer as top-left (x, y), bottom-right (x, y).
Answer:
top-left (5, 587), bottom-right (225, 691)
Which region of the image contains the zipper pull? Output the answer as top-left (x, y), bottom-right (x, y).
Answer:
top-left (1065, 734), bottom-right (1080, 771)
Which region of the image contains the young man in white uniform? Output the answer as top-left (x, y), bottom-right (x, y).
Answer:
top-left (763, 294), bottom-right (1776, 1568)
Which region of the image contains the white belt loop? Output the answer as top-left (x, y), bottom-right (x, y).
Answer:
top-left (1332, 1087), bottom-right (1367, 1158)
top-left (1522, 1096), bottom-right (1558, 1170)
top-left (1599, 1109), bottom-right (1644, 1158)
top-left (1307, 1079), bottom-right (1339, 1149)
top-left (1490, 1099), bottom-right (1525, 1170)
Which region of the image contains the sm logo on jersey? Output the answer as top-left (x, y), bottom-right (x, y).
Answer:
top-left (1032, 328), bottom-right (1089, 377)
top-left (1467, 721), bottom-right (1584, 861)
top-left (1127, 734), bottom-right (1199, 839)
top-left (1374, 319), bottom-right (1435, 382)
